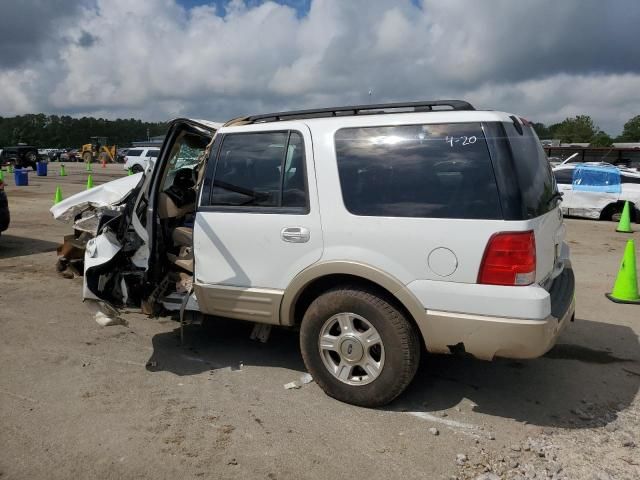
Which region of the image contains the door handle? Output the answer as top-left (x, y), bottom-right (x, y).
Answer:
top-left (281, 227), bottom-right (310, 243)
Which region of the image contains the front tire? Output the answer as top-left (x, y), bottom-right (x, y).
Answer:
top-left (300, 286), bottom-right (420, 407)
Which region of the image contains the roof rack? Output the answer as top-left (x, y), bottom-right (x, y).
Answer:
top-left (228, 100), bottom-right (474, 126)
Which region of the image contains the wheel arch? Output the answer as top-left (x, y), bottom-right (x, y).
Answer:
top-left (600, 200), bottom-right (638, 221)
top-left (281, 261), bottom-right (426, 342)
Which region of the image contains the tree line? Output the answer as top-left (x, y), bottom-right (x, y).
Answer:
top-left (0, 114), bottom-right (168, 149)
top-left (1, 112), bottom-right (638, 149)
top-left (532, 115), bottom-right (640, 146)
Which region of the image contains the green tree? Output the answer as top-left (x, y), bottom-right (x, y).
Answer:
top-left (532, 122), bottom-right (551, 139)
top-left (553, 115), bottom-right (598, 143)
top-left (589, 130), bottom-right (613, 147)
top-left (616, 115), bottom-right (640, 142)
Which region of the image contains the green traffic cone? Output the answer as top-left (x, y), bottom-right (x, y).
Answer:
top-left (59, 164), bottom-right (67, 177)
top-left (606, 239), bottom-right (640, 304)
top-left (616, 201), bottom-right (633, 233)
top-left (0, 169), bottom-right (4, 182)
top-left (128, 167), bottom-right (133, 176)
top-left (54, 186), bottom-right (63, 204)
top-left (8, 164), bottom-right (14, 174)
top-left (86, 174), bottom-right (94, 189)
top-left (86, 162), bottom-right (92, 172)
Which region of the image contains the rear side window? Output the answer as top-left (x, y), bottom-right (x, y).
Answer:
top-left (503, 122), bottom-right (556, 218)
top-left (209, 131), bottom-right (308, 211)
top-left (334, 123), bottom-right (502, 219)
top-left (127, 149), bottom-right (143, 157)
top-left (147, 149), bottom-right (160, 158)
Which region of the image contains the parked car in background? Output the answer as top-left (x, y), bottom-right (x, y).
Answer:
top-left (0, 145), bottom-right (40, 169)
top-left (553, 162), bottom-right (640, 221)
top-left (123, 147), bottom-right (160, 173)
top-left (59, 148), bottom-right (79, 162)
top-left (0, 178), bottom-right (9, 235)
top-left (52, 102), bottom-right (574, 408)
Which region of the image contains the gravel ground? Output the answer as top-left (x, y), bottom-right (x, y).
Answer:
top-left (0, 163), bottom-right (638, 480)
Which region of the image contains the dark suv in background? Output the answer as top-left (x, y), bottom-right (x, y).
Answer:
top-left (0, 145), bottom-right (40, 169)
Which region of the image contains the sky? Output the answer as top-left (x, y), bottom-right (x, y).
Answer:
top-left (0, 0), bottom-right (639, 135)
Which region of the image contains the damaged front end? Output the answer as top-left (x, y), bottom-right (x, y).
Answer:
top-left (50, 172), bottom-right (147, 306)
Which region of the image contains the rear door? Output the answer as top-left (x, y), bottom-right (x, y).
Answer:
top-left (193, 125), bottom-right (323, 324)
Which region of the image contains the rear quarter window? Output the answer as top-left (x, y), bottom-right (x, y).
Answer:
top-left (127, 149), bottom-right (143, 157)
top-left (503, 122), bottom-right (557, 218)
top-left (334, 123), bottom-right (502, 219)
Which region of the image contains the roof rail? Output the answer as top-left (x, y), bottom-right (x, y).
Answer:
top-left (227, 100), bottom-right (474, 126)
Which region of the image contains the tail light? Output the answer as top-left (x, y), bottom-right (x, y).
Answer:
top-left (478, 231), bottom-right (536, 286)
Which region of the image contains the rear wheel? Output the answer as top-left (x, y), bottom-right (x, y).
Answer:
top-left (131, 164), bottom-right (144, 173)
top-left (602, 202), bottom-right (637, 223)
top-left (300, 286), bottom-right (420, 407)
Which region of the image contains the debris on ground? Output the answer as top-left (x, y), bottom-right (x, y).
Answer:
top-left (284, 373), bottom-right (314, 390)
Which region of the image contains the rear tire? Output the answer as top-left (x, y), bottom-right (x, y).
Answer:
top-left (300, 286), bottom-right (420, 407)
top-left (131, 164), bottom-right (144, 173)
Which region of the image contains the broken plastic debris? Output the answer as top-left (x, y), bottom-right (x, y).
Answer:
top-left (284, 373), bottom-right (314, 390)
top-left (94, 311), bottom-right (126, 327)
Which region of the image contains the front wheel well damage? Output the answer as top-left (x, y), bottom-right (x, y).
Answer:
top-left (291, 273), bottom-right (426, 352)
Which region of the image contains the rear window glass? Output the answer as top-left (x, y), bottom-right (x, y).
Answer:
top-left (127, 149), bottom-right (143, 156)
top-left (334, 123), bottom-right (502, 219)
top-left (503, 122), bottom-right (556, 218)
top-left (147, 149), bottom-right (160, 158)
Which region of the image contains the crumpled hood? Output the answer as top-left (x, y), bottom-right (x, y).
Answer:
top-left (50, 172), bottom-right (143, 222)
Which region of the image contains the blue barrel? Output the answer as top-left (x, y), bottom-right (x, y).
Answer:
top-left (14, 169), bottom-right (28, 186)
top-left (36, 161), bottom-right (48, 176)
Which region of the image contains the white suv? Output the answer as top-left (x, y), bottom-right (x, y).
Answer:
top-left (51, 102), bottom-right (575, 407)
top-left (123, 147), bottom-right (160, 173)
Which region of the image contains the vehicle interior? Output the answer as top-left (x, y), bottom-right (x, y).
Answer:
top-left (151, 129), bottom-right (212, 310)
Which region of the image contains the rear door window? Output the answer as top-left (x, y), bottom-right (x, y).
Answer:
top-left (334, 123), bottom-right (502, 219)
top-left (127, 149), bottom-right (143, 157)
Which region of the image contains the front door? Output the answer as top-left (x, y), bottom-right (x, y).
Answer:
top-left (193, 124), bottom-right (323, 324)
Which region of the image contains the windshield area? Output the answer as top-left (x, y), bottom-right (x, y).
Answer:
top-left (162, 138), bottom-right (206, 191)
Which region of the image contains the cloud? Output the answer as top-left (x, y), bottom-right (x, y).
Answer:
top-left (0, 0), bottom-right (638, 135)
top-left (0, 0), bottom-right (86, 68)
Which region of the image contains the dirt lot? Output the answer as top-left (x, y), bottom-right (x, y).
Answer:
top-left (1, 163), bottom-right (639, 480)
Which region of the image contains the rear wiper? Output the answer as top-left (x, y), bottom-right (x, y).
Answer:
top-left (548, 191), bottom-right (563, 206)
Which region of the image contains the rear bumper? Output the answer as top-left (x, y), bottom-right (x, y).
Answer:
top-left (416, 267), bottom-right (575, 360)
